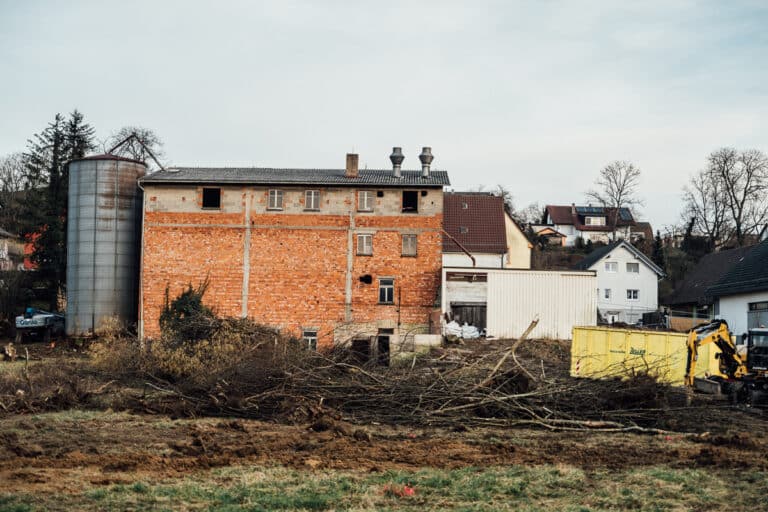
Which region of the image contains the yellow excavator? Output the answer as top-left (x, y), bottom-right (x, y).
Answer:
top-left (685, 319), bottom-right (768, 405)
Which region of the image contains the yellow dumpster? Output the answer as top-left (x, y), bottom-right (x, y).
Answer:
top-left (570, 326), bottom-right (721, 386)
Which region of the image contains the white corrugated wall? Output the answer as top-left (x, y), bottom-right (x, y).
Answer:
top-left (485, 270), bottom-right (597, 339)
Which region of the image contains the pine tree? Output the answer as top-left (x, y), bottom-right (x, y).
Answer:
top-left (22, 110), bottom-right (95, 310)
top-left (652, 230), bottom-right (665, 270)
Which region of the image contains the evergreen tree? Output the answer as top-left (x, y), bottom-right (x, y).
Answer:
top-left (22, 110), bottom-right (95, 310)
top-left (652, 230), bottom-right (665, 270)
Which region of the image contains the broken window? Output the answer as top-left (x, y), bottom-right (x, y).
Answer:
top-left (357, 233), bottom-right (373, 255)
top-left (268, 189), bottom-right (283, 210)
top-left (202, 187), bottom-right (221, 209)
top-left (358, 190), bottom-right (374, 212)
top-left (402, 234), bottom-right (417, 256)
top-left (379, 278), bottom-right (394, 304)
top-left (302, 329), bottom-right (318, 350)
top-left (305, 190), bottom-right (320, 210)
top-left (402, 191), bottom-right (418, 213)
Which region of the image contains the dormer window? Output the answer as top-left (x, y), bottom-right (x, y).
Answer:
top-left (585, 216), bottom-right (606, 226)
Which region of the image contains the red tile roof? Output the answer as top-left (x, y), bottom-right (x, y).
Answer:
top-left (443, 193), bottom-right (507, 254)
top-left (544, 205), bottom-right (636, 232)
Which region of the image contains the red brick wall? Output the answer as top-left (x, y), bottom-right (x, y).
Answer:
top-left (140, 192), bottom-right (442, 346)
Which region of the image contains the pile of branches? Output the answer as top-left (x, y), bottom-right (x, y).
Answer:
top-left (115, 329), bottom-right (684, 433)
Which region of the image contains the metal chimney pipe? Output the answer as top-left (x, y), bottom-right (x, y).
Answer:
top-left (419, 147), bottom-right (433, 178)
top-left (390, 147), bottom-right (404, 178)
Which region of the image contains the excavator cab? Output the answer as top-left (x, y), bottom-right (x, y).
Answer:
top-left (746, 328), bottom-right (768, 372)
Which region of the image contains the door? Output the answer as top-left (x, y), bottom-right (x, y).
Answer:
top-left (376, 336), bottom-right (390, 366)
top-left (450, 302), bottom-right (487, 331)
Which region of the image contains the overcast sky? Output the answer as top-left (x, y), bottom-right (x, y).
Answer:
top-left (1, 1), bottom-right (766, 229)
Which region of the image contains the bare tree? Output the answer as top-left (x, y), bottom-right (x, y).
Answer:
top-left (0, 152), bottom-right (29, 231)
top-left (681, 168), bottom-right (730, 249)
top-left (103, 126), bottom-right (165, 169)
top-left (585, 161), bottom-right (644, 239)
top-left (707, 148), bottom-right (768, 246)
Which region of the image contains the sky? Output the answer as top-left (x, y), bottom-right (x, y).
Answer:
top-left (1, 0), bottom-right (766, 229)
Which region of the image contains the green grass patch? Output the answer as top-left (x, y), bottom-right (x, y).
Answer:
top-left (3, 464), bottom-right (768, 511)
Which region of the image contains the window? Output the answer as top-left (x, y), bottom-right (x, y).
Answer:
top-left (604, 289), bottom-right (611, 299)
top-left (626, 262), bottom-right (639, 273)
top-left (459, 226), bottom-right (469, 234)
top-left (627, 289), bottom-right (639, 300)
top-left (268, 189), bottom-right (283, 210)
top-left (604, 261), bottom-right (618, 272)
top-left (402, 234), bottom-right (417, 256)
top-left (379, 278), bottom-right (394, 304)
top-left (402, 191), bottom-right (418, 213)
top-left (202, 187), bottom-right (221, 209)
top-left (302, 329), bottom-right (318, 351)
top-left (585, 216), bottom-right (606, 226)
top-left (305, 190), bottom-right (320, 210)
top-left (358, 190), bottom-right (374, 211)
top-left (357, 233), bottom-right (373, 255)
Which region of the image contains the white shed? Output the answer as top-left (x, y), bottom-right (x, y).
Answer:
top-left (442, 267), bottom-right (597, 340)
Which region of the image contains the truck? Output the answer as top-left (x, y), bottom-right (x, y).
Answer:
top-left (14, 307), bottom-right (65, 343)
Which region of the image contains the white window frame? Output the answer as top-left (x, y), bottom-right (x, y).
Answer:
top-left (402, 234), bottom-right (417, 256)
top-left (604, 288), bottom-right (611, 299)
top-left (357, 233), bottom-right (373, 255)
top-left (268, 189), bottom-right (283, 210)
top-left (626, 262), bottom-right (640, 274)
top-left (358, 190), bottom-right (374, 212)
top-left (604, 261), bottom-right (618, 273)
top-left (304, 190), bottom-right (320, 211)
top-left (627, 289), bottom-right (639, 300)
top-left (302, 329), bottom-right (318, 351)
top-left (379, 278), bottom-right (394, 304)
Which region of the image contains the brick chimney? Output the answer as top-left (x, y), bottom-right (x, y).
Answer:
top-left (346, 153), bottom-right (359, 178)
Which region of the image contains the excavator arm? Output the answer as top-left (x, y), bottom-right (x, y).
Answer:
top-left (684, 319), bottom-right (747, 387)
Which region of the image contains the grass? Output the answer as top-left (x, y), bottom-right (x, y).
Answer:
top-left (2, 464), bottom-right (767, 511)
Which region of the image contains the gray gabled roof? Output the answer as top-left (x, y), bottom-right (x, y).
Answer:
top-left (141, 167), bottom-right (450, 188)
top-left (666, 246), bottom-right (753, 306)
top-left (707, 239), bottom-right (768, 297)
top-left (572, 240), bottom-right (665, 277)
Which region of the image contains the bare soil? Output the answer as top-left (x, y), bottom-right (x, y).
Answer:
top-left (1, 410), bottom-right (767, 496)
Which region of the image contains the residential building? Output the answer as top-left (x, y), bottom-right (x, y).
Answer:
top-left (138, 148), bottom-right (449, 352)
top-left (442, 192), bottom-right (531, 269)
top-left (707, 239), bottom-right (768, 340)
top-left (0, 228), bottom-right (26, 271)
top-left (664, 246), bottom-right (753, 331)
top-left (540, 204), bottom-right (637, 246)
top-left (573, 240), bottom-right (665, 324)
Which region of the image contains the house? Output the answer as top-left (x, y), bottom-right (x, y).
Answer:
top-left (707, 239), bottom-right (768, 340)
top-left (573, 240), bottom-right (665, 324)
top-left (138, 147), bottom-right (449, 353)
top-left (442, 192), bottom-right (531, 269)
top-left (541, 204), bottom-right (637, 246)
top-left (664, 246), bottom-right (753, 331)
top-left (529, 225), bottom-right (567, 246)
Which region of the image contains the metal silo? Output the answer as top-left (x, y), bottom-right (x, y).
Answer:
top-left (66, 155), bottom-right (146, 335)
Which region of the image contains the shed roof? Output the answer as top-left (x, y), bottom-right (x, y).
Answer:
top-left (443, 193), bottom-right (507, 254)
top-left (141, 167), bottom-right (450, 188)
top-left (707, 240), bottom-right (768, 297)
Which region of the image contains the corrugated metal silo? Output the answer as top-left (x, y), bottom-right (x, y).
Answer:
top-left (66, 155), bottom-right (146, 335)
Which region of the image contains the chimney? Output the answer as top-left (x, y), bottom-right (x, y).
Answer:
top-left (390, 147), bottom-right (404, 178)
top-left (419, 147), bottom-right (434, 178)
top-left (346, 153), bottom-right (359, 178)
top-left (571, 203), bottom-right (576, 215)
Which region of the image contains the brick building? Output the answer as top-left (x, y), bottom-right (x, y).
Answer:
top-left (138, 148), bottom-right (449, 352)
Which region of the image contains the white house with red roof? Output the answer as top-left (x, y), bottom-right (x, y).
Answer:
top-left (539, 204), bottom-right (637, 247)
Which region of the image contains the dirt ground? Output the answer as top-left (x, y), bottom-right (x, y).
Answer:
top-left (1, 409), bottom-right (767, 497)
